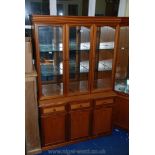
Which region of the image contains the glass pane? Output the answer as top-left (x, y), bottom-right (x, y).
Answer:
top-left (69, 26), bottom-right (90, 93)
top-left (25, 0), bottom-right (50, 37)
top-left (95, 0), bottom-right (120, 16)
top-left (94, 26), bottom-right (115, 90)
top-left (68, 4), bottom-right (78, 15)
top-left (57, 0), bottom-right (89, 16)
top-left (38, 26), bottom-right (63, 96)
top-left (57, 4), bottom-right (64, 16)
top-left (115, 26), bottom-right (129, 94)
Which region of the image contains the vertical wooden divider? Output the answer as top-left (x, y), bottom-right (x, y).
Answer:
top-left (64, 24), bottom-right (69, 95)
top-left (75, 26), bottom-right (81, 82)
top-left (112, 24), bottom-right (120, 88)
top-left (90, 25), bottom-right (97, 92)
top-left (63, 24), bottom-right (66, 96)
top-left (34, 24), bottom-right (42, 99)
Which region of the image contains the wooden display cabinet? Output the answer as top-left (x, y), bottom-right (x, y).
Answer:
top-left (113, 21), bottom-right (129, 130)
top-left (32, 16), bottom-right (129, 150)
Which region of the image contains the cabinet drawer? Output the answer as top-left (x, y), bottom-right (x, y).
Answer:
top-left (71, 102), bottom-right (90, 110)
top-left (95, 99), bottom-right (113, 107)
top-left (42, 106), bottom-right (65, 114)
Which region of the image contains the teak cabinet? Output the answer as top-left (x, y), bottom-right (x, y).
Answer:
top-left (32, 16), bottom-right (129, 150)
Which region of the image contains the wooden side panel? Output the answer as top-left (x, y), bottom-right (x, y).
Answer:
top-left (93, 107), bottom-right (112, 135)
top-left (113, 96), bottom-right (129, 130)
top-left (25, 37), bottom-right (33, 73)
top-left (41, 113), bottom-right (66, 146)
top-left (25, 76), bottom-right (41, 155)
top-left (70, 110), bottom-right (90, 139)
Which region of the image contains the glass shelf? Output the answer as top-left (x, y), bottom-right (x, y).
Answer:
top-left (69, 41), bottom-right (114, 51)
top-left (40, 43), bottom-right (63, 52)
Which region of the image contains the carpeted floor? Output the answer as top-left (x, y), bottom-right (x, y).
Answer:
top-left (37, 128), bottom-right (129, 155)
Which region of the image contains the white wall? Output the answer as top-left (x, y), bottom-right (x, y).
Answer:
top-left (49, 0), bottom-right (57, 15)
top-left (125, 0), bottom-right (129, 16)
top-left (118, 0), bottom-right (129, 17)
top-left (88, 0), bottom-right (96, 16)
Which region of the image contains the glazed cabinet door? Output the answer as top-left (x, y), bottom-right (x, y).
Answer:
top-left (41, 113), bottom-right (66, 146)
top-left (67, 25), bottom-right (92, 94)
top-left (93, 107), bottom-right (112, 135)
top-left (36, 25), bottom-right (65, 98)
top-left (92, 26), bottom-right (116, 91)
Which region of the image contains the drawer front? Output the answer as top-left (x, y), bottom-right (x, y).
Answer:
top-left (42, 106), bottom-right (65, 114)
top-left (71, 102), bottom-right (90, 110)
top-left (95, 99), bottom-right (113, 107)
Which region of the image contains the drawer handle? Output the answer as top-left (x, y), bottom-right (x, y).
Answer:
top-left (53, 108), bottom-right (56, 112)
top-left (80, 105), bottom-right (83, 108)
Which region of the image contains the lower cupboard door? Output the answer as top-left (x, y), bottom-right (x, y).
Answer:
top-left (93, 107), bottom-right (112, 135)
top-left (41, 113), bottom-right (66, 146)
top-left (70, 110), bottom-right (90, 139)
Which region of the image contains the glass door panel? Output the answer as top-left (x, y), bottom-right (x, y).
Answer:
top-left (38, 26), bottom-right (63, 96)
top-left (68, 26), bottom-right (90, 93)
top-left (93, 26), bottom-right (115, 90)
top-left (115, 26), bottom-right (129, 94)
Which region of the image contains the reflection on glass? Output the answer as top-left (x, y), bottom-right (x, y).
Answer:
top-left (95, 0), bottom-right (119, 16)
top-left (69, 26), bottom-right (90, 93)
top-left (57, 4), bottom-right (64, 16)
top-left (57, 0), bottom-right (89, 16)
top-left (115, 26), bottom-right (129, 94)
top-left (38, 26), bottom-right (63, 96)
top-left (68, 4), bottom-right (78, 15)
top-left (25, 0), bottom-right (50, 36)
top-left (94, 26), bottom-right (115, 90)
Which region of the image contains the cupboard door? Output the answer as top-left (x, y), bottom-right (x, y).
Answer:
top-left (38, 25), bottom-right (64, 97)
top-left (41, 113), bottom-right (66, 146)
top-left (70, 110), bottom-right (90, 139)
top-left (113, 96), bottom-right (129, 130)
top-left (93, 107), bottom-right (112, 135)
top-left (93, 26), bottom-right (116, 90)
